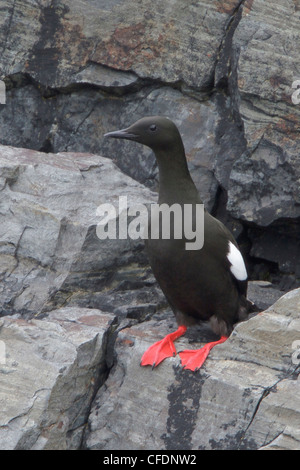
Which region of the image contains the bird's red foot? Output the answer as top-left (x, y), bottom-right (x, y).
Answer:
top-left (179, 336), bottom-right (228, 371)
top-left (141, 325), bottom-right (187, 368)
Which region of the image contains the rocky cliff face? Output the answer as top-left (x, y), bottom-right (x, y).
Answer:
top-left (0, 145), bottom-right (299, 450)
top-left (1, 0), bottom-right (299, 286)
top-left (0, 0), bottom-right (299, 450)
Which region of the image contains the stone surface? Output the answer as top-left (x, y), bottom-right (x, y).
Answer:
top-left (0, 0), bottom-right (299, 451)
top-left (0, 145), bottom-right (298, 450)
top-left (0, 144), bottom-right (160, 318)
top-left (226, 0), bottom-right (300, 269)
top-left (0, 0), bottom-right (299, 284)
top-left (0, 0), bottom-right (237, 88)
top-left (0, 83), bottom-right (221, 210)
top-left (0, 307), bottom-right (115, 450)
top-left (247, 280), bottom-right (284, 312)
top-left (85, 288), bottom-right (300, 450)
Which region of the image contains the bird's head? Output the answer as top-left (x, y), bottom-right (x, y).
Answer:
top-left (104, 116), bottom-right (183, 152)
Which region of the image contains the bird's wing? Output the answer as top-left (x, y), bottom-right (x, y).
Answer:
top-left (227, 240), bottom-right (247, 282)
top-left (207, 215), bottom-right (248, 297)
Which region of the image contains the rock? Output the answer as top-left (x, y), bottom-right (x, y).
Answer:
top-left (0, 0), bottom-right (238, 89)
top-left (85, 288), bottom-right (300, 450)
top-left (0, 0), bottom-right (299, 451)
top-left (1, 0), bottom-right (299, 283)
top-left (0, 146), bottom-right (299, 450)
top-left (227, 0), bottom-right (300, 226)
top-left (0, 82), bottom-right (221, 210)
top-left (249, 222), bottom-right (300, 277)
top-left (0, 0), bottom-right (239, 200)
top-left (0, 307), bottom-right (115, 450)
top-left (0, 144), bottom-right (160, 317)
top-left (247, 280), bottom-right (284, 312)
top-left (227, 145), bottom-right (300, 226)
top-left (74, 64), bottom-right (139, 90)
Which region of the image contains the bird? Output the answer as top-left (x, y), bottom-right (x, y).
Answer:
top-left (104, 116), bottom-right (256, 371)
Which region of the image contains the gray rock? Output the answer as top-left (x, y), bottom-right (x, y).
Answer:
top-left (227, 144), bottom-right (300, 226)
top-left (0, 307), bottom-right (115, 450)
top-left (0, 0), bottom-right (299, 451)
top-left (227, 0), bottom-right (300, 225)
top-left (249, 223), bottom-right (300, 276)
top-left (0, 145), bottom-right (158, 317)
top-left (85, 288), bottom-right (300, 450)
top-left (1, 1), bottom-right (299, 277)
top-left (0, 145), bottom-right (299, 450)
top-left (74, 64), bottom-right (139, 90)
top-left (0, 83), bottom-right (221, 209)
top-left (0, 0), bottom-right (234, 89)
top-left (247, 280), bottom-right (284, 312)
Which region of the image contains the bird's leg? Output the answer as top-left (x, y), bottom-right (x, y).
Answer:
top-left (179, 336), bottom-right (228, 371)
top-left (141, 325), bottom-right (187, 368)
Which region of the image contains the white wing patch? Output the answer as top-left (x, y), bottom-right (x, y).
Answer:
top-left (227, 241), bottom-right (247, 281)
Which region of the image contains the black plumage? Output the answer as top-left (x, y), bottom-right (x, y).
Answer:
top-left (105, 116), bottom-right (255, 370)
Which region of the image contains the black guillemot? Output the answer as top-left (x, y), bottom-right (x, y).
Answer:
top-left (105, 116), bottom-right (256, 371)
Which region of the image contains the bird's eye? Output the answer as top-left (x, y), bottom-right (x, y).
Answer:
top-left (149, 124), bottom-right (157, 132)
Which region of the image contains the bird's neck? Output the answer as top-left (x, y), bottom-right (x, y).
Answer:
top-left (154, 146), bottom-right (200, 205)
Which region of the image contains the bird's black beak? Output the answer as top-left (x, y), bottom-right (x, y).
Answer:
top-left (104, 127), bottom-right (138, 141)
